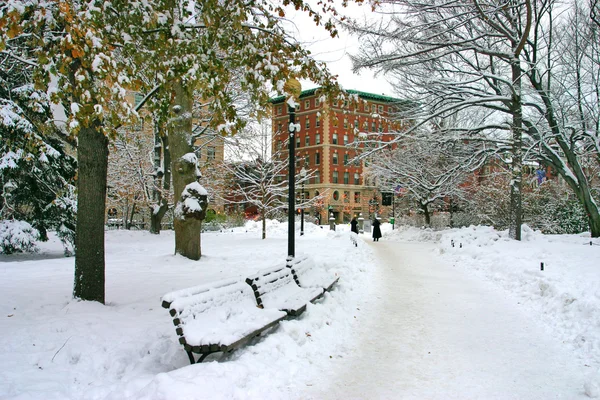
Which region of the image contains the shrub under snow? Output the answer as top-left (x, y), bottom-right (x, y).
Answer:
top-left (0, 219), bottom-right (39, 254)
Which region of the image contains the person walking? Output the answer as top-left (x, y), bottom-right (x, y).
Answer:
top-left (350, 217), bottom-right (359, 234)
top-left (372, 217), bottom-right (382, 242)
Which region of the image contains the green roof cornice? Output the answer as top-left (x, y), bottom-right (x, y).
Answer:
top-left (269, 87), bottom-right (402, 104)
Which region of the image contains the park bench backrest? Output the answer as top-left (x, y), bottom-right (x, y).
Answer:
top-left (287, 256), bottom-right (339, 292)
top-left (162, 279), bottom-right (260, 345)
top-left (245, 266), bottom-right (297, 308)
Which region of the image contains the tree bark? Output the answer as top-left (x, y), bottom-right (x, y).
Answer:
top-left (150, 122), bottom-right (171, 234)
top-left (171, 81), bottom-right (203, 260)
top-left (73, 123), bottom-right (108, 304)
top-left (508, 60), bottom-right (524, 241)
top-left (150, 197), bottom-right (169, 234)
top-left (262, 213), bottom-right (266, 240)
top-left (421, 203), bottom-right (431, 226)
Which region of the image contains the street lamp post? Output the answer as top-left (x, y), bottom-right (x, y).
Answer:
top-left (300, 167), bottom-right (307, 236)
top-left (285, 78), bottom-right (301, 261)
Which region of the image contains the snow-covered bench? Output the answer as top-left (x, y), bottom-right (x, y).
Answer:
top-left (245, 265), bottom-right (324, 317)
top-left (161, 278), bottom-right (286, 364)
top-left (287, 256), bottom-right (339, 293)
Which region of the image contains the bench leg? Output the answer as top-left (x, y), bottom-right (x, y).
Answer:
top-left (198, 353), bottom-right (211, 363)
top-left (186, 351), bottom-right (196, 364)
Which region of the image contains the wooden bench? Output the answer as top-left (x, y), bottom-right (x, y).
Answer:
top-left (245, 265), bottom-right (324, 317)
top-left (161, 278), bottom-right (286, 364)
top-left (287, 256), bottom-right (339, 293)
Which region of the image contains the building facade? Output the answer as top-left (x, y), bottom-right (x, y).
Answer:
top-left (271, 88), bottom-right (403, 224)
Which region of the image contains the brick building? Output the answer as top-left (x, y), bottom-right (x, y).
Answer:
top-left (271, 88), bottom-right (403, 224)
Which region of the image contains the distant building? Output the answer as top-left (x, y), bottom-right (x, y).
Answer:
top-left (271, 88), bottom-right (406, 223)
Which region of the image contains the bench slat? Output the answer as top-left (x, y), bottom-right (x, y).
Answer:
top-left (246, 264), bottom-right (324, 316)
top-left (287, 256), bottom-right (339, 292)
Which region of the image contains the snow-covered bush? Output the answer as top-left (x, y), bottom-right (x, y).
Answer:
top-left (524, 180), bottom-right (588, 234)
top-left (0, 219), bottom-right (39, 254)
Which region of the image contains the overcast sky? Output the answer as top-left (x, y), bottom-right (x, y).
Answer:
top-left (285, 3), bottom-right (395, 97)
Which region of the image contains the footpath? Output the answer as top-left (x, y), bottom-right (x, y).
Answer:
top-left (301, 240), bottom-right (588, 400)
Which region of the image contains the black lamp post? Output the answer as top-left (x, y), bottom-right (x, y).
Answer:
top-left (285, 78), bottom-right (301, 260)
top-left (300, 167), bottom-right (307, 236)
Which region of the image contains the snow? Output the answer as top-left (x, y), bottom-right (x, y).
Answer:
top-left (0, 221), bottom-right (598, 399)
top-left (0, 220), bottom-right (39, 254)
top-left (181, 152), bottom-right (198, 165)
top-left (183, 181), bottom-right (208, 196)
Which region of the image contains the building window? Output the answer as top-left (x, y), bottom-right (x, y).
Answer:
top-left (371, 121), bottom-right (376, 132)
top-left (354, 120), bottom-right (358, 130)
top-left (305, 100), bottom-right (310, 109)
top-left (333, 117), bottom-right (338, 127)
top-left (343, 134), bottom-right (348, 145)
top-left (372, 105), bottom-right (376, 113)
top-left (333, 133), bottom-right (338, 145)
top-left (333, 152), bottom-right (338, 165)
top-left (305, 117), bottom-right (310, 129)
top-left (343, 172), bottom-right (349, 184)
top-left (277, 123), bottom-right (282, 133)
top-left (354, 191), bottom-right (361, 203)
top-left (333, 99), bottom-right (338, 107)
top-left (378, 105), bottom-right (383, 113)
top-left (305, 135), bottom-right (310, 146)
top-left (296, 137), bottom-right (301, 148)
top-left (343, 154), bottom-right (349, 165)
top-left (316, 133), bottom-right (321, 144)
top-left (315, 152), bottom-right (320, 165)
top-left (314, 171), bottom-right (320, 184)
top-left (343, 118), bottom-right (348, 129)
top-left (316, 115), bottom-right (320, 127)
top-left (344, 100), bottom-right (349, 108)
top-left (207, 146), bottom-right (216, 160)
top-left (315, 97), bottom-right (321, 107)
top-left (363, 121), bottom-right (368, 131)
top-left (379, 124), bottom-right (383, 133)
top-left (305, 154), bottom-right (310, 166)
top-left (344, 190), bottom-right (350, 202)
top-left (333, 171), bottom-right (338, 184)
top-left (333, 190), bottom-right (339, 200)
top-left (354, 173), bottom-right (360, 184)
top-left (277, 105), bottom-right (282, 115)
top-left (364, 103), bottom-right (369, 112)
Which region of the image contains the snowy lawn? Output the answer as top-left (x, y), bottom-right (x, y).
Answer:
top-left (0, 221), bottom-right (375, 400)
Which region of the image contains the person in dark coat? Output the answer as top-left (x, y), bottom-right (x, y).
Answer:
top-left (350, 217), bottom-right (359, 234)
top-left (372, 217), bottom-right (382, 241)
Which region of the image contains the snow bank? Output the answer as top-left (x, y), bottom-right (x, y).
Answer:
top-left (386, 223), bottom-right (600, 393)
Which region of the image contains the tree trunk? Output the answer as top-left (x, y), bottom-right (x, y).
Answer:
top-left (262, 213), bottom-right (266, 240)
top-left (508, 61), bottom-right (524, 241)
top-left (149, 121), bottom-right (171, 234)
top-left (171, 81), bottom-right (202, 260)
top-left (73, 124), bottom-right (108, 304)
top-left (421, 203), bottom-right (431, 226)
top-left (150, 198), bottom-right (169, 234)
top-left (126, 202), bottom-right (136, 229)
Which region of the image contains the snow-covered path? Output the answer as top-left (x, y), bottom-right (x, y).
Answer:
top-left (302, 240), bottom-right (588, 400)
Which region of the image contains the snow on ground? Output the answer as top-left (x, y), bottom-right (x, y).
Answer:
top-left (0, 221), bottom-right (375, 400)
top-left (385, 223), bottom-right (600, 396)
top-left (1, 220), bottom-right (599, 399)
